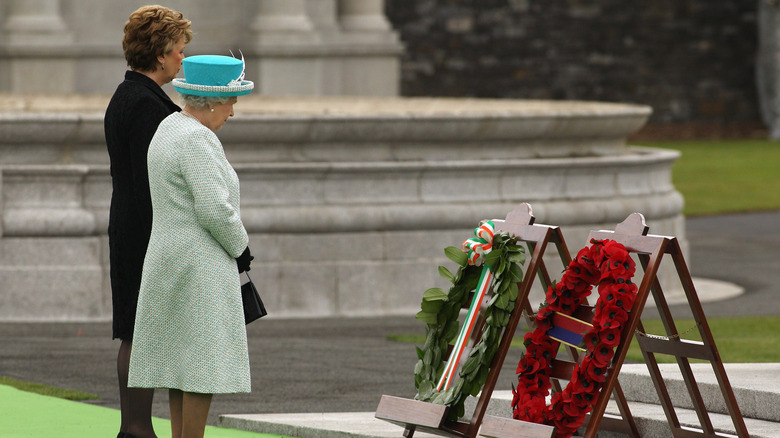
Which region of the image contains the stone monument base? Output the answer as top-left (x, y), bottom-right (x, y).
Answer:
top-left (0, 96), bottom-right (684, 321)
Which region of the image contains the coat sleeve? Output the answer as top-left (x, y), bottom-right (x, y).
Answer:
top-left (179, 129), bottom-right (249, 259)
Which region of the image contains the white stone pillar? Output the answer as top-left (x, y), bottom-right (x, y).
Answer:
top-left (0, 0), bottom-right (75, 93)
top-left (251, 0), bottom-right (314, 38)
top-left (248, 0), bottom-right (320, 95)
top-left (307, 0), bottom-right (340, 34)
top-left (334, 0), bottom-right (400, 95)
top-left (2, 0), bottom-right (73, 45)
top-left (338, 0), bottom-right (391, 32)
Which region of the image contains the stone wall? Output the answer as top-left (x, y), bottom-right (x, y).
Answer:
top-left (385, 0), bottom-right (761, 128)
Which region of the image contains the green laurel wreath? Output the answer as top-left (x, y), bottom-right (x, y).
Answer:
top-left (413, 231), bottom-right (525, 420)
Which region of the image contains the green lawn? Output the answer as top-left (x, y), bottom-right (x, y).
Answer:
top-left (0, 383), bottom-right (290, 438)
top-left (635, 139), bottom-right (780, 216)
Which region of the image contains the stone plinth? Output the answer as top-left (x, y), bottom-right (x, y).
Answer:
top-left (0, 95), bottom-right (683, 321)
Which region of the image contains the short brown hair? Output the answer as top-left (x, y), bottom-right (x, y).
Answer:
top-left (123, 5), bottom-right (192, 71)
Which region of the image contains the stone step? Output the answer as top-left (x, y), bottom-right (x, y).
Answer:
top-left (473, 363), bottom-right (780, 423)
top-left (617, 362), bottom-right (780, 423)
top-left (478, 392), bottom-right (768, 437)
top-left (471, 362), bottom-right (779, 437)
top-left (596, 399), bottom-right (776, 438)
top-left (219, 412), bottom-right (444, 438)
top-left (219, 407), bottom-right (777, 438)
top-left (219, 363), bottom-right (779, 437)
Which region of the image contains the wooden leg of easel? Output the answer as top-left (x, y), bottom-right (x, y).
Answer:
top-left (404, 425), bottom-right (416, 437)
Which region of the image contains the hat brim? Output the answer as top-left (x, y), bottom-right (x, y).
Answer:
top-left (172, 78), bottom-right (254, 97)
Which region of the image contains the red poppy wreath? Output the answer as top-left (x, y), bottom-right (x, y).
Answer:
top-left (511, 238), bottom-right (638, 438)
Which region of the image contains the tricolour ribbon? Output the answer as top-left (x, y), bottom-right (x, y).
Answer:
top-left (436, 220), bottom-right (496, 392)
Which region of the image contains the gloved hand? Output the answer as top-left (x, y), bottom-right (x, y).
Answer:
top-left (236, 247), bottom-right (254, 273)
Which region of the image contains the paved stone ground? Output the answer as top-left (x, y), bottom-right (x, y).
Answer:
top-left (0, 212), bottom-right (777, 428)
top-left (668, 211), bottom-right (780, 318)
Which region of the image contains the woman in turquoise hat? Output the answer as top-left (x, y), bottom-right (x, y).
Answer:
top-left (104, 5), bottom-right (192, 438)
top-left (128, 54), bottom-right (255, 438)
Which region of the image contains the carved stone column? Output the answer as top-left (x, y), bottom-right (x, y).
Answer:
top-left (0, 0), bottom-right (75, 93)
top-left (338, 0), bottom-right (392, 32)
top-left (2, 0), bottom-right (73, 44)
top-left (248, 0), bottom-right (319, 94)
top-left (251, 0), bottom-right (314, 38)
top-left (333, 0), bottom-right (400, 95)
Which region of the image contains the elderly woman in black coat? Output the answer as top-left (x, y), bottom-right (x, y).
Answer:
top-left (103, 5), bottom-right (192, 438)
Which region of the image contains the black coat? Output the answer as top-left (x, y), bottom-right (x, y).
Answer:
top-left (104, 70), bottom-right (180, 340)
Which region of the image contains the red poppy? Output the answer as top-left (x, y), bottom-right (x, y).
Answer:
top-left (583, 358), bottom-right (608, 383)
top-left (513, 393), bottom-right (547, 422)
top-left (560, 271), bottom-right (584, 290)
top-left (619, 280), bottom-right (639, 295)
top-left (535, 307), bottom-right (555, 326)
top-left (524, 327), bottom-right (554, 347)
top-left (551, 398), bottom-right (586, 434)
top-left (554, 413), bottom-right (588, 437)
top-left (573, 246), bottom-right (592, 264)
top-left (583, 329), bottom-right (600, 351)
top-left (597, 283), bottom-right (624, 307)
top-left (516, 374), bottom-right (542, 392)
top-left (590, 344), bottom-right (615, 367)
top-left (525, 340), bottom-right (557, 364)
top-left (549, 401), bottom-right (568, 421)
top-left (516, 356), bottom-right (544, 375)
top-left (545, 283), bottom-right (561, 305)
top-left (596, 326), bottom-right (622, 348)
top-left (571, 282), bottom-right (594, 299)
top-left (588, 240), bottom-right (606, 265)
top-left (594, 302), bottom-right (629, 327)
top-left (561, 400), bottom-right (589, 419)
top-left (568, 368), bottom-right (600, 397)
top-left (598, 283), bottom-right (637, 311)
top-left (512, 238), bottom-right (638, 438)
top-left (564, 262), bottom-right (599, 287)
top-left (575, 245), bottom-right (599, 269)
top-left (571, 385), bottom-right (597, 406)
top-left (601, 240), bottom-right (632, 264)
top-left (602, 263), bottom-right (633, 281)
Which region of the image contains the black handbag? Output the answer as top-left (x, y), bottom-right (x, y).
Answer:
top-left (241, 271), bottom-right (267, 324)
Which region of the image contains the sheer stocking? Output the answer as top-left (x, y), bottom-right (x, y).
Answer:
top-left (117, 339), bottom-right (157, 438)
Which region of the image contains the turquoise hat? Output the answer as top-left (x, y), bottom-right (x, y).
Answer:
top-left (172, 54), bottom-right (254, 97)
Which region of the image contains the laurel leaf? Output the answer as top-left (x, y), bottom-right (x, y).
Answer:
top-left (444, 246), bottom-right (468, 266)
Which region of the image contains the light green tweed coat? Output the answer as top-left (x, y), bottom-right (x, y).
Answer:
top-left (128, 112), bottom-right (250, 394)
